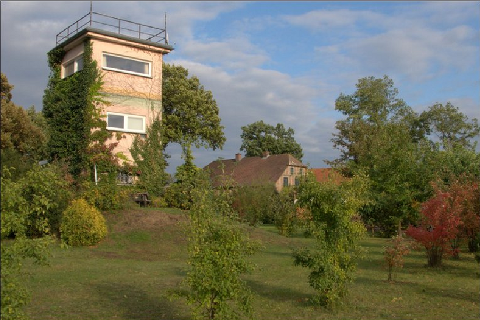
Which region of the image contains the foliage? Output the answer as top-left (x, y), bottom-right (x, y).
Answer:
top-left (164, 146), bottom-right (200, 210)
top-left (384, 235), bottom-right (411, 282)
top-left (331, 75), bottom-right (414, 165)
top-left (130, 117), bottom-right (169, 197)
top-left (240, 120), bottom-right (303, 160)
top-left (80, 174), bottom-right (133, 211)
top-left (1, 165), bottom-right (72, 238)
top-left (1, 169), bottom-right (53, 320)
top-left (329, 75), bottom-right (479, 237)
top-left (232, 184), bottom-right (277, 226)
top-left (179, 171), bottom-right (260, 320)
top-left (272, 187), bottom-right (298, 236)
top-left (60, 198), bottom-right (107, 246)
top-left (162, 63), bottom-right (226, 151)
top-left (43, 41), bottom-right (119, 180)
top-left (1, 237), bottom-right (53, 320)
top-left (19, 164), bottom-right (72, 237)
top-left (293, 172), bottom-right (369, 307)
top-left (405, 185), bottom-right (463, 267)
top-left (1, 73), bottom-right (47, 163)
top-left (443, 178), bottom-right (480, 254)
top-left (420, 102), bottom-right (480, 150)
top-left (1, 169), bottom-right (29, 239)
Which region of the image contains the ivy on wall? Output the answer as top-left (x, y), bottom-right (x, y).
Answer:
top-left (43, 40), bottom-right (120, 181)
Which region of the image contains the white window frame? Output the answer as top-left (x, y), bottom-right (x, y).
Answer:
top-left (62, 54), bottom-right (83, 79)
top-left (106, 112), bottom-right (146, 134)
top-left (102, 52), bottom-right (152, 77)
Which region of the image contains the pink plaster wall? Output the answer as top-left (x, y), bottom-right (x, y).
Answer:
top-left (60, 31), bottom-right (171, 163)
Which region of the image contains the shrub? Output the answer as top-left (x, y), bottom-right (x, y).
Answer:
top-left (232, 184), bottom-right (277, 226)
top-left (406, 185), bottom-right (463, 267)
top-left (150, 195), bottom-right (168, 208)
top-left (19, 164), bottom-right (72, 237)
top-left (60, 199), bottom-right (107, 246)
top-left (273, 187), bottom-right (298, 236)
top-left (80, 174), bottom-right (134, 211)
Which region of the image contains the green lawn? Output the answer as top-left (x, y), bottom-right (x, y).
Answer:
top-left (21, 208), bottom-right (479, 320)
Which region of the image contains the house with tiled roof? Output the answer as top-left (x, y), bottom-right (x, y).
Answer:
top-left (205, 152), bottom-right (308, 192)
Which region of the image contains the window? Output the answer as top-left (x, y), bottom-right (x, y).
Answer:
top-left (107, 112), bottom-right (145, 133)
top-left (290, 167), bottom-right (295, 175)
top-left (103, 53), bottom-right (151, 77)
top-left (283, 177), bottom-right (289, 187)
top-left (295, 177), bottom-right (300, 186)
top-left (62, 55), bottom-right (83, 78)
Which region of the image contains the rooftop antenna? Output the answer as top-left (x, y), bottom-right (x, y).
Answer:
top-left (165, 12), bottom-right (169, 45)
top-left (89, 1), bottom-right (93, 26)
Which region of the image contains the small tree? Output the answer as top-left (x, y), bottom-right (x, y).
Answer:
top-left (180, 171), bottom-right (260, 320)
top-left (1, 168), bottom-right (53, 320)
top-left (384, 235), bottom-right (410, 282)
top-left (293, 172), bottom-right (369, 307)
top-left (130, 116), bottom-right (169, 196)
top-left (406, 185), bottom-right (463, 267)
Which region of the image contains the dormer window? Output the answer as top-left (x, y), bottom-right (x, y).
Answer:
top-left (102, 53), bottom-right (151, 77)
top-left (62, 55), bottom-right (83, 78)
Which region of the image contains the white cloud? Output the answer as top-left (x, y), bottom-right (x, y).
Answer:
top-left (282, 9), bottom-right (383, 31)
top-left (180, 37), bottom-right (269, 69)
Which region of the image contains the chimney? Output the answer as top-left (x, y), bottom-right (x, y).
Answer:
top-left (262, 151), bottom-right (270, 159)
top-left (235, 153), bottom-right (242, 162)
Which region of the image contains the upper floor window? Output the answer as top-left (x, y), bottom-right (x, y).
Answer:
top-left (62, 55), bottom-right (83, 78)
top-left (102, 53), bottom-right (151, 77)
top-left (290, 167), bottom-right (295, 175)
top-left (106, 112), bottom-right (145, 134)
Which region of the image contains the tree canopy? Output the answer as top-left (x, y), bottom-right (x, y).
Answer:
top-left (420, 102), bottom-right (480, 150)
top-left (240, 120), bottom-right (303, 160)
top-left (330, 75), bottom-right (480, 235)
top-left (162, 63), bottom-right (226, 151)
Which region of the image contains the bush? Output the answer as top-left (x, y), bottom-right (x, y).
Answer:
top-left (19, 164), bottom-right (72, 237)
top-left (232, 184), bottom-right (277, 226)
top-left (60, 199), bottom-right (107, 246)
top-left (80, 174), bottom-right (134, 211)
top-left (273, 187), bottom-right (298, 236)
top-left (150, 195), bottom-right (168, 208)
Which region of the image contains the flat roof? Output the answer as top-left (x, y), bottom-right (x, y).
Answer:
top-left (54, 27), bottom-right (174, 52)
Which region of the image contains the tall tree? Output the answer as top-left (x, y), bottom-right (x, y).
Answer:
top-left (330, 75), bottom-right (431, 235)
top-left (421, 102), bottom-right (480, 150)
top-left (162, 63), bottom-right (226, 152)
top-left (331, 75), bottom-right (415, 165)
top-left (1, 74), bottom-right (48, 179)
top-left (1, 73), bottom-right (46, 157)
top-left (240, 120), bottom-right (303, 160)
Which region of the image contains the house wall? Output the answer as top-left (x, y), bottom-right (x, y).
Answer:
top-left (275, 165), bottom-right (307, 192)
top-left (60, 32), bottom-right (169, 163)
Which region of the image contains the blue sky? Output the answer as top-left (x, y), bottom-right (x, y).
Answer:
top-left (2, 1), bottom-right (479, 173)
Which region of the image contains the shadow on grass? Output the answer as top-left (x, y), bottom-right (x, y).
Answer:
top-left (355, 275), bottom-right (479, 303)
top-left (247, 279), bottom-right (313, 306)
top-left (93, 282), bottom-right (189, 320)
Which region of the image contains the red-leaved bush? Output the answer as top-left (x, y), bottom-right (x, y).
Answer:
top-left (406, 186), bottom-right (463, 267)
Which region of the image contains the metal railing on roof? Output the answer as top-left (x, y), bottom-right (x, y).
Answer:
top-left (56, 11), bottom-right (168, 46)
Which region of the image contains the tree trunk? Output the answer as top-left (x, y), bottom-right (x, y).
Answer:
top-left (427, 247), bottom-right (443, 267)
